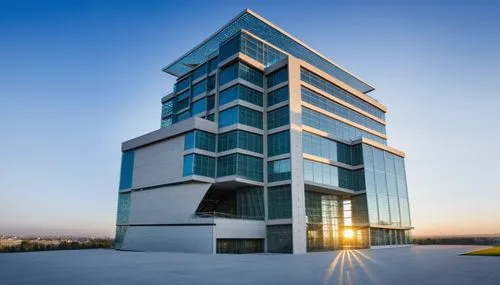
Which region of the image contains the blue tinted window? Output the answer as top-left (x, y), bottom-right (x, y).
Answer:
top-left (174, 110), bottom-right (190, 122)
top-left (301, 68), bottom-right (385, 120)
top-left (217, 153), bottom-right (263, 182)
top-left (207, 75), bottom-right (216, 91)
top-left (268, 159), bottom-right (291, 182)
top-left (267, 67), bottom-right (288, 88)
top-left (268, 87), bottom-right (288, 106)
top-left (302, 107), bottom-right (386, 145)
top-left (219, 85), bottom-right (239, 106)
top-left (267, 106), bottom-right (289, 129)
top-left (119, 151), bottom-right (134, 190)
top-left (219, 106), bottom-right (263, 129)
top-left (219, 62), bottom-right (239, 86)
top-left (219, 106), bottom-right (239, 128)
top-left (184, 153), bottom-right (215, 178)
top-left (192, 63), bottom-right (207, 80)
top-left (191, 97), bottom-right (207, 115)
top-left (183, 154), bottom-right (194, 176)
top-left (184, 131), bottom-right (195, 150)
top-left (219, 34), bottom-right (241, 63)
top-left (302, 87), bottom-right (386, 135)
top-left (240, 32), bottom-right (286, 67)
top-left (207, 95), bottom-right (215, 110)
top-left (218, 130), bottom-right (263, 153)
top-left (192, 79), bottom-right (207, 97)
top-left (220, 84), bottom-right (262, 106)
top-left (161, 117), bottom-right (173, 128)
top-left (161, 99), bottom-right (174, 118)
top-left (239, 62), bottom-right (263, 87)
top-left (193, 154), bottom-right (216, 177)
top-left (208, 57), bottom-right (218, 73)
top-left (175, 76), bottom-right (190, 92)
top-left (268, 130), bottom-right (290, 156)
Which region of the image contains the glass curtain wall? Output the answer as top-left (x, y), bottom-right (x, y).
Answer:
top-left (305, 191), bottom-right (341, 251)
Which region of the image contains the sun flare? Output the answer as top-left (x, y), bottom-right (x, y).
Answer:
top-left (344, 229), bottom-right (354, 239)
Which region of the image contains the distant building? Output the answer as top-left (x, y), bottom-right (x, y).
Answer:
top-left (115, 9), bottom-right (413, 254)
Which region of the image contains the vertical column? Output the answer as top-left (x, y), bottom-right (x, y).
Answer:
top-left (287, 57), bottom-right (307, 254)
top-left (262, 68), bottom-right (269, 253)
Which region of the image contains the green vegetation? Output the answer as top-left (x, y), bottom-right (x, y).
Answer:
top-left (463, 247), bottom-right (500, 256)
top-left (0, 239), bottom-right (113, 253)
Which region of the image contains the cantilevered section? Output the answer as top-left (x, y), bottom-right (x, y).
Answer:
top-left (162, 9), bottom-right (375, 94)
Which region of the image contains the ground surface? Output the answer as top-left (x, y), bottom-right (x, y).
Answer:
top-left (463, 246), bottom-right (500, 256)
top-left (1, 245), bottom-right (499, 285)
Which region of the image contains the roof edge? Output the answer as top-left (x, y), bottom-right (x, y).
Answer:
top-left (162, 8), bottom-right (375, 93)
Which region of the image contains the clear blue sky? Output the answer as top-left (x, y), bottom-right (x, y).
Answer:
top-left (1, 0), bottom-right (499, 237)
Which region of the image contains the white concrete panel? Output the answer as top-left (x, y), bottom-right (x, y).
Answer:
top-left (129, 183), bottom-right (211, 224)
top-left (214, 218), bottom-right (266, 239)
top-left (132, 136), bottom-right (184, 188)
top-left (288, 57), bottom-right (307, 254)
top-left (122, 226), bottom-right (213, 253)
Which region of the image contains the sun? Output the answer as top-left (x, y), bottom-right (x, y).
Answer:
top-left (344, 229), bottom-right (354, 239)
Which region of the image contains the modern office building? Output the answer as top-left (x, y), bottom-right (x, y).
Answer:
top-left (115, 9), bottom-right (412, 254)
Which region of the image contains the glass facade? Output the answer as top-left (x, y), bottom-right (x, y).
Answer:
top-left (192, 63), bottom-right (206, 80)
top-left (122, 10), bottom-right (413, 253)
top-left (196, 186), bottom-right (264, 220)
top-left (268, 86), bottom-right (288, 106)
top-left (161, 117), bottom-right (173, 128)
top-left (267, 225), bottom-right (293, 253)
top-left (217, 153), bottom-right (263, 182)
top-left (219, 84), bottom-right (263, 106)
top-left (267, 185), bottom-right (292, 219)
top-left (119, 151), bottom-right (134, 190)
top-left (302, 107), bottom-right (387, 145)
top-left (363, 144), bottom-right (411, 228)
top-left (301, 68), bottom-right (385, 120)
top-left (182, 154), bottom-right (216, 177)
top-left (302, 87), bottom-right (386, 135)
top-left (267, 67), bottom-right (288, 88)
top-left (267, 106), bottom-right (289, 130)
top-left (161, 99), bottom-right (174, 118)
top-left (219, 105), bottom-right (263, 129)
top-left (219, 61), bottom-right (263, 87)
top-left (175, 76), bottom-right (190, 92)
top-left (302, 132), bottom-right (363, 165)
top-left (267, 158), bottom-right (291, 182)
top-left (216, 239), bottom-right (264, 254)
top-left (303, 159), bottom-right (365, 191)
top-left (267, 130), bottom-right (290, 157)
top-left (184, 130), bottom-right (216, 152)
top-left (191, 97), bottom-right (207, 115)
top-left (219, 32), bottom-right (286, 68)
top-left (207, 75), bottom-right (216, 91)
top-left (208, 57), bottom-right (218, 73)
top-left (217, 130), bottom-right (263, 153)
top-left (305, 191), bottom-right (341, 251)
top-left (166, 12), bottom-right (373, 93)
top-left (370, 228), bottom-right (412, 246)
top-left (192, 79), bottom-right (207, 97)
top-left (116, 192), bottom-right (131, 225)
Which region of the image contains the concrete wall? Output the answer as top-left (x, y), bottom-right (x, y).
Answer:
top-left (129, 183), bottom-right (211, 224)
top-left (121, 183), bottom-right (214, 252)
top-left (214, 218), bottom-right (266, 239)
top-left (122, 226), bottom-right (214, 253)
top-left (287, 57), bottom-right (307, 254)
top-left (132, 135), bottom-right (184, 188)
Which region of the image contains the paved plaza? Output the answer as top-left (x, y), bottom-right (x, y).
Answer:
top-left (1, 245), bottom-right (499, 285)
